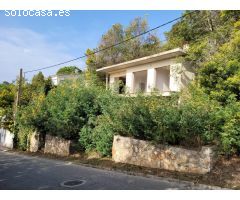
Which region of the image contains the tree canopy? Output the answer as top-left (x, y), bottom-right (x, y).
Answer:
top-left (165, 10), bottom-right (240, 103)
top-left (0, 82), bottom-right (15, 129)
top-left (56, 66), bottom-right (82, 75)
top-left (85, 17), bottom-right (161, 74)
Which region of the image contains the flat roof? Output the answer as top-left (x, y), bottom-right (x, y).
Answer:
top-left (96, 48), bottom-right (185, 73)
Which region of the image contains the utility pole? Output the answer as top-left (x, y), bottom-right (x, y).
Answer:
top-left (13, 68), bottom-right (23, 124)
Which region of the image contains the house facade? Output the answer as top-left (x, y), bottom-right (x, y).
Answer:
top-left (97, 48), bottom-right (195, 96)
top-left (51, 74), bottom-right (80, 86)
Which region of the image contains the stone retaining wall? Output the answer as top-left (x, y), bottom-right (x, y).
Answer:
top-left (28, 132), bottom-right (40, 152)
top-left (0, 128), bottom-right (14, 149)
top-left (44, 135), bottom-right (71, 156)
top-left (112, 135), bottom-right (216, 174)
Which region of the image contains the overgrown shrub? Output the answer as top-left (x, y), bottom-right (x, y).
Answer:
top-left (110, 95), bottom-right (158, 140)
top-left (0, 83), bottom-right (15, 131)
top-left (93, 115), bottom-right (115, 156)
top-left (78, 89), bottom-right (220, 155)
top-left (178, 86), bottom-right (221, 146)
top-left (102, 88), bottom-right (223, 150)
top-left (150, 94), bottom-right (181, 145)
top-left (15, 91), bottom-right (47, 150)
top-left (43, 79), bottom-right (107, 141)
top-left (77, 86), bottom-right (122, 156)
top-left (15, 126), bottom-right (33, 150)
top-left (218, 99), bottom-right (240, 155)
top-left (15, 77), bottom-right (240, 157)
top-left (43, 82), bottom-right (88, 140)
top-left (79, 125), bottom-right (95, 152)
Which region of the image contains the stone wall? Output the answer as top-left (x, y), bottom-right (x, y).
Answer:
top-left (0, 128), bottom-right (14, 149)
top-left (44, 135), bottom-right (71, 156)
top-left (112, 135), bottom-right (216, 174)
top-left (28, 132), bottom-right (40, 152)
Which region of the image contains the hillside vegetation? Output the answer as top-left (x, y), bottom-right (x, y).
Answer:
top-left (0, 11), bottom-right (239, 157)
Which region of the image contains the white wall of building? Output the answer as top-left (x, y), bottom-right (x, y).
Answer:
top-left (180, 63), bottom-right (195, 89)
top-left (0, 128), bottom-right (14, 149)
top-left (108, 58), bottom-right (194, 94)
top-left (51, 76), bottom-right (58, 86)
top-left (156, 67), bottom-right (170, 92)
top-left (169, 63), bottom-right (182, 92)
top-left (51, 74), bottom-right (80, 86)
top-left (133, 70), bottom-right (147, 93)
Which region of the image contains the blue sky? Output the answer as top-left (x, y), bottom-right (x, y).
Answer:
top-left (0, 10), bottom-right (183, 82)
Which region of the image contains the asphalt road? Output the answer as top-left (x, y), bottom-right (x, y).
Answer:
top-left (0, 150), bottom-right (211, 190)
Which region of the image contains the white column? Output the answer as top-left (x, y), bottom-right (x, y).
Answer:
top-left (105, 74), bottom-right (109, 89)
top-left (169, 63), bottom-right (182, 92)
top-left (126, 71), bottom-right (134, 93)
top-left (109, 76), bottom-right (122, 93)
top-left (109, 75), bottom-right (115, 91)
top-left (147, 68), bottom-right (157, 93)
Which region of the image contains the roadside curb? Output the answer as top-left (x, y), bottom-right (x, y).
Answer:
top-left (69, 161), bottom-right (225, 190)
top-left (1, 149), bottom-right (228, 190)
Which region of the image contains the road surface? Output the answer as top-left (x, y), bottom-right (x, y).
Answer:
top-left (0, 150), bottom-right (211, 190)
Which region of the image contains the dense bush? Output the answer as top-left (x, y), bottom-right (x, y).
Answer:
top-left (15, 77), bottom-right (240, 157)
top-left (217, 99), bottom-right (240, 155)
top-left (178, 87), bottom-right (221, 146)
top-left (16, 92), bottom-right (47, 150)
top-left (15, 126), bottom-right (33, 150)
top-left (106, 90), bottom-right (220, 148)
top-left (78, 86), bottom-right (121, 155)
top-left (80, 89), bottom-right (221, 155)
top-left (15, 77), bottom-right (118, 155)
top-left (150, 95), bottom-right (181, 145)
top-left (40, 79), bottom-right (109, 141)
top-left (0, 82), bottom-right (15, 131)
top-left (89, 115), bottom-right (115, 156)
top-left (110, 95), bottom-right (158, 140)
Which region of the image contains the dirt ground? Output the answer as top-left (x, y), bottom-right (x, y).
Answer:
top-left (11, 150), bottom-right (240, 189)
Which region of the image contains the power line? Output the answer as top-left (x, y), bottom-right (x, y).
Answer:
top-left (24, 10), bottom-right (199, 75)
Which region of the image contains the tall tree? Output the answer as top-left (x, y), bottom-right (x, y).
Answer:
top-left (31, 72), bottom-right (45, 90)
top-left (165, 10), bottom-right (240, 103)
top-left (97, 23), bottom-right (125, 66)
top-left (85, 49), bottom-right (97, 72)
top-left (85, 17), bottom-right (161, 74)
top-left (57, 66), bottom-right (82, 75)
top-left (165, 11), bottom-right (222, 49)
top-left (0, 82), bottom-right (15, 129)
top-left (124, 17), bottom-right (160, 60)
top-left (199, 25), bottom-right (240, 103)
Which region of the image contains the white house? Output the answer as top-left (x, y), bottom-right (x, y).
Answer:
top-left (96, 47), bottom-right (195, 96)
top-left (51, 74), bottom-right (80, 86)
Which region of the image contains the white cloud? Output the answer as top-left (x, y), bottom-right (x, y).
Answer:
top-left (0, 27), bottom-right (85, 83)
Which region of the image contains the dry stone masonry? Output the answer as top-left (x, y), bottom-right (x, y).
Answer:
top-left (112, 135), bottom-right (216, 174)
top-left (44, 135), bottom-right (71, 156)
top-left (28, 132), bottom-right (40, 152)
